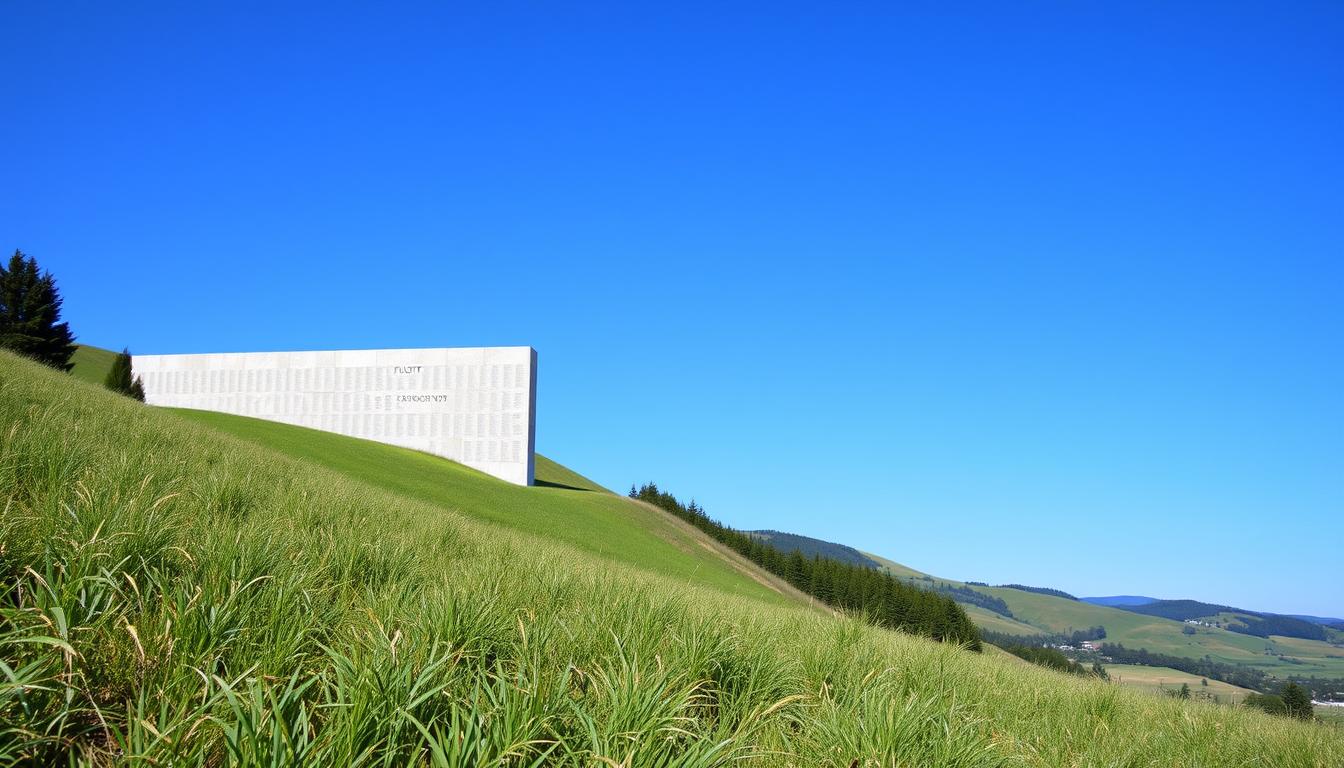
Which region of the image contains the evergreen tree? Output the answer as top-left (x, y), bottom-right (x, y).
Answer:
top-left (627, 479), bottom-right (982, 649)
top-left (1281, 682), bottom-right (1313, 720)
top-left (0, 250), bottom-right (77, 370)
top-left (104, 347), bottom-right (146, 401)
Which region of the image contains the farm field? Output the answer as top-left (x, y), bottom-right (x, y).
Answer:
top-left (1104, 664), bottom-right (1256, 705)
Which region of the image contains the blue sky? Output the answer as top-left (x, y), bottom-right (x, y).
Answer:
top-left (3, 3), bottom-right (1341, 615)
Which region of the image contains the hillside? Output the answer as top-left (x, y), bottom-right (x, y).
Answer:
top-left (5, 348), bottom-right (1341, 763)
top-left (977, 586), bottom-right (1344, 678)
top-left (1084, 595), bottom-right (1161, 607)
top-left (860, 532), bottom-right (1344, 682)
top-left (68, 344), bottom-right (117, 386)
top-left (746, 530), bottom-right (879, 568)
top-left (1114, 600), bottom-right (1341, 642)
top-left (170, 408), bottom-right (794, 605)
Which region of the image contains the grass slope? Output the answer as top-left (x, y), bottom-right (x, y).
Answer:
top-left (7, 348), bottom-right (1330, 763)
top-left (86, 343), bottom-right (1335, 675)
top-left (170, 408), bottom-right (788, 607)
top-left (533, 454), bottom-right (612, 493)
top-left (69, 344), bottom-right (117, 386)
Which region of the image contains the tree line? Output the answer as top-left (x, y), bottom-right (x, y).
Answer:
top-left (913, 578), bottom-right (1013, 617)
top-left (999, 643), bottom-right (1107, 679)
top-left (1120, 599), bottom-right (1329, 641)
top-left (980, 627), bottom-right (1105, 649)
top-left (629, 483), bottom-right (982, 650)
top-left (1226, 614), bottom-right (1328, 641)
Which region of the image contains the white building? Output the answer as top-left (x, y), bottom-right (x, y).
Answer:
top-left (133, 346), bottom-right (537, 485)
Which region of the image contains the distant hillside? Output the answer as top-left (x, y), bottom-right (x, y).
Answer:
top-left (746, 529), bottom-right (880, 568)
top-left (1084, 595), bottom-right (1160, 607)
top-left (1119, 600), bottom-right (1331, 641)
top-left (1284, 614), bottom-right (1344, 628)
top-left (1119, 599), bottom-right (1244, 622)
top-left (999, 584), bottom-right (1078, 600)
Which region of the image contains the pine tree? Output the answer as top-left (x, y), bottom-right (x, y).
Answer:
top-left (1281, 682), bottom-right (1313, 720)
top-left (0, 250), bottom-right (77, 370)
top-left (104, 347), bottom-right (145, 401)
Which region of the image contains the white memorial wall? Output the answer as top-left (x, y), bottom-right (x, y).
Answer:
top-left (132, 346), bottom-right (537, 485)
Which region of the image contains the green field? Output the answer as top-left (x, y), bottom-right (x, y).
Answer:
top-left (975, 586), bottom-right (1344, 678)
top-left (5, 348), bottom-right (1341, 764)
top-left (1104, 664), bottom-right (1256, 705)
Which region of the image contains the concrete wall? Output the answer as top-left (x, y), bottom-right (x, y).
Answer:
top-left (133, 346), bottom-right (536, 485)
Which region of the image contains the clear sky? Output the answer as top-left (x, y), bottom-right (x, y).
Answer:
top-left (3, 3), bottom-right (1341, 615)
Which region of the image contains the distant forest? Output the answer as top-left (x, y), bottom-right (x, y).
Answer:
top-left (630, 483), bottom-right (982, 650)
top-left (914, 579), bottom-right (1013, 617)
top-left (745, 530), bottom-right (879, 569)
top-left (999, 644), bottom-right (1105, 678)
top-left (1119, 600), bottom-right (1330, 641)
top-left (980, 628), bottom-right (1106, 649)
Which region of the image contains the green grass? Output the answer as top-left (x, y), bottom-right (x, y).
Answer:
top-left (1104, 664), bottom-right (1257, 705)
top-left (7, 349), bottom-right (1343, 765)
top-left (168, 408), bottom-right (786, 606)
top-left (533, 454), bottom-right (612, 493)
top-left (73, 345), bottom-right (1344, 680)
top-left (68, 344), bottom-right (117, 386)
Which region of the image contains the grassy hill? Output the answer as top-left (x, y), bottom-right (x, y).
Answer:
top-left (5, 348), bottom-right (1340, 763)
top-left (976, 586), bottom-right (1344, 678)
top-left (860, 537), bottom-right (1344, 681)
top-left (68, 344), bottom-right (118, 386)
top-left (169, 408), bottom-right (793, 606)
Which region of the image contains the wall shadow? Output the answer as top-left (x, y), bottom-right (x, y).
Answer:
top-left (533, 479), bottom-right (590, 492)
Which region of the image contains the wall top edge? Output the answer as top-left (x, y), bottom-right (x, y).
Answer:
top-left (134, 345), bottom-right (535, 360)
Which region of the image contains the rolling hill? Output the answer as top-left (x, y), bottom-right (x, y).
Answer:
top-left (1115, 600), bottom-right (1339, 642)
top-left (1084, 595), bottom-right (1161, 607)
top-left (866, 535), bottom-right (1344, 681)
top-left (746, 529), bottom-right (880, 568)
top-left (4, 346), bottom-right (1337, 763)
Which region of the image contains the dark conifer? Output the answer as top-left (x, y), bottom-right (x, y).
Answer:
top-left (104, 347), bottom-right (146, 401)
top-left (0, 250), bottom-right (77, 370)
top-left (1281, 682), bottom-right (1313, 720)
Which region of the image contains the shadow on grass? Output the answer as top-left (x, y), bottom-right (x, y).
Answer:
top-left (534, 479), bottom-right (591, 492)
